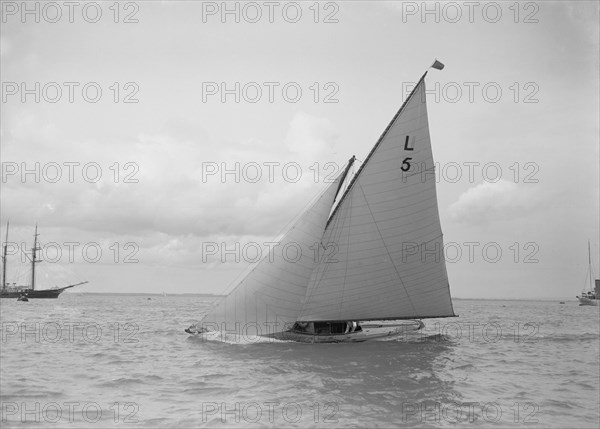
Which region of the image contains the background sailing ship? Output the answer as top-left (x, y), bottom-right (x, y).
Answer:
top-left (187, 60), bottom-right (456, 342)
top-left (576, 241), bottom-right (599, 306)
top-left (0, 223), bottom-right (87, 299)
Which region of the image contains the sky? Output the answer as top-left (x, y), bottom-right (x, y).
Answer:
top-left (1, 0), bottom-right (598, 299)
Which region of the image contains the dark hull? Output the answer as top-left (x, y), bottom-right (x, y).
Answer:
top-left (0, 285), bottom-right (77, 299)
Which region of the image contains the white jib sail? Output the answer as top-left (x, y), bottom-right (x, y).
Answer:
top-left (199, 168), bottom-right (350, 337)
top-left (299, 76), bottom-right (455, 322)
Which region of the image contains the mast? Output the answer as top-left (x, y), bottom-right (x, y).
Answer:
top-left (588, 240), bottom-right (592, 290)
top-left (31, 224), bottom-right (39, 290)
top-left (333, 156), bottom-right (356, 202)
top-left (2, 221), bottom-right (8, 290)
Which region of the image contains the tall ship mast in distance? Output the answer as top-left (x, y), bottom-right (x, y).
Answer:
top-left (0, 222), bottom-right (88, 299)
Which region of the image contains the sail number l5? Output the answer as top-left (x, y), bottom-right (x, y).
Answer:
top-left (402, 135), bottom-right (414, 171)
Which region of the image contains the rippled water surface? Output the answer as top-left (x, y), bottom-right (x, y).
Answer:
top-left (1, 295), bottom-right (598, 428)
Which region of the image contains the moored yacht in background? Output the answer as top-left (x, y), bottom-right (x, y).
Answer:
top-left (576, 242), bottom-right (599, 306)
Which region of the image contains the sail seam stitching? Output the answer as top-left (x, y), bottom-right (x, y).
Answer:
top-left (300, 188), bottom-right (349, 318)
top-left (356, 181), bottom-right (418, 317)
top-left (338, 183), bottom-right (353, 320)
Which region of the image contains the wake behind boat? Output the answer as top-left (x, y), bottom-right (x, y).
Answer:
top-left (186, 60), bottom-right (456, 342)
top-left (0, 223), bottom-right (88, 299)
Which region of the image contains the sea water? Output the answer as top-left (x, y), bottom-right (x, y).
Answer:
top-left (1, 296), bottom-right (598, 428)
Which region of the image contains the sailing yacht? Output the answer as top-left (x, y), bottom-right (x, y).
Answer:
top-left (186, 60), bottom-right (456, 342)
top-left (576, 242), bottom-right (599, 306)
top-left (0, 223), bottom-right (88, 299)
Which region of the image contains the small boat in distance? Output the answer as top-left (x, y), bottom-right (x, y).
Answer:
top-left (576, 241), bottom-right (599, 306)
top-left (0, 222), bottom-right (88, 299)
top-left (186, 60), bottom-right (456, 342)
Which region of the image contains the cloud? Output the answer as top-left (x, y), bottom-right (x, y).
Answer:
top-left (1, 110), bottom-right (340, 242)
top-left (448, 180), bottom-right (540, 225)
top-left (284, 112), bottom-right (338, 162)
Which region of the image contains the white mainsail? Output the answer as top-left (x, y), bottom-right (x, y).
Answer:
top-left (299, 74), bottom-right (455, 321)
top-left (200, 162), bottom-right (354, 336)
